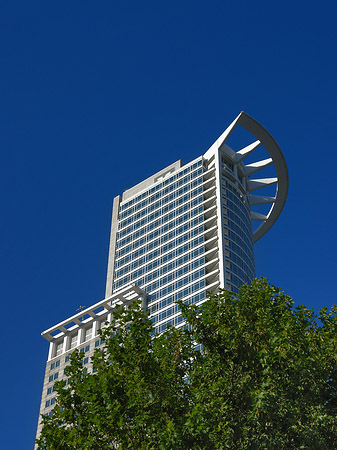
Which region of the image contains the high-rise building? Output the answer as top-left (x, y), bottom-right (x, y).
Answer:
top-left (35, 112), bottom-right (288, 441)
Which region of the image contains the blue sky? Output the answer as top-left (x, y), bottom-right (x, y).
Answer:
top-left (1, 1), bottom-right (337, 448)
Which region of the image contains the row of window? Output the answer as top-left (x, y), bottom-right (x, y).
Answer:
top-left (221, 160), bottom-right (245, 187)
top-left (50, 340), bottom-right (103, 370)
top-left (149, 280), bottom-right (206, 323)
top-left (221, 157), bottom-right (234, 173)
top-left (229, 262), bottom-right (251, 285)
top-left (115, 230), bottom-right (203, 281)
top-left (227, 216), bottom-right (252, 250)
top-left (229, 250), bottom-right (255, 281)
top-left (224, 180), bottom-right (250, 215)
top-left (115, 223), bottom-right (204, 273)
top-left (148, 275), bottom-right (206, 316)
top-left (153, 290), bottom-right (207, 334)
top-left (45, 345), bottom-right (108, 409)
top-left (49, 370), bottom-right (65, 385)
top-left (45, 397), bottom-right (56, 408)
top-left (80, 345), bottom-right (90, 354)
top-left (119, 166), bottom-right (203, 221)
top-left (95, 339), bottom-right (104, 347)
top-left (115, 233), bottom-right (204, 285)
top-left (50, 360), bottom-right (60, 371)
top-left (116, 195), bottom-right (204, 250)
top-left (119, 160), bottom-right (203, 215)
top-left (47, 386), bottom-right (56, 395)
top-left (223, 172), bottom-right (248, 198)
top-left (225, 196), bottom-right (252, 235)
top-left (146, 265), bottom-right (206, 305)
top-left (144, 254), bottom-right (205, 301)
top-left (155, 314), bottom-right (185, 334)
top-left (228, 236), bottom-right (254, 270)
top-left (151, 303), bottom-right (179, 325)
top-left (226, 210), bottom-right (252, 246)
top-left (118, 182), bottom-right (203, 234)
top-left (49, 372), bottom-right (59, 382)
top-left (227, 220), bottom-right (254, 260)
top-left (222, 186), bottom-right (252, 244)
top-left (225, 190), bottom-right (250, 223)
top-left (230, 272), bottom-right (247, 289)
top-left (115, 206), bottom-right (204, 259)
top-left (115, 242), bottom-right (205, 293)
top-left (118, 186), bottom-right (203, 240)
top-left (226, 283), bottom-right (239, 294)
top-left (115, 216), bottom-right (204, 268)
top-left (57, 341), bottom-right (91, 358)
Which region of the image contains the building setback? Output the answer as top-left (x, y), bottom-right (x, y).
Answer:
top-left (35, 111), bottom-right (288, 441)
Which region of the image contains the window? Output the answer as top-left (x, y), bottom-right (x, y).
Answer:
top-left (45, 400), bottom-right (50, 408)
top-left (56, 342), bottom-right (63, 356)
top-left (50, 363), bottom-right (55, 371)
top-left (65, 355), bottom-right (70, 363)
top-left (55, 360), bottom-right (60, 368)
top-left (49, 375), bottom-right (53, 382)
top-left (85, 345), bottom-right (90, 352)
top-left (83, 357), bottom-right (89, 365)
top-left (47, 387), bottom-right (52, 395)
top-left (51, 398), bottom-right (56, 405)
top-left (85, 327), bottom-right (92, 341)
top-left (95, 340), bottom-right (100, 348)
top-left (54, 372), bottom-right (59, 380)
top-left (70, 335), bottom-right (77, 349)
top-left (80, 348), bottom-right (85, 353)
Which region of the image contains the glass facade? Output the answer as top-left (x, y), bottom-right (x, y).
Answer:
top-left (110, 150), bottom-right (255, 333)
top-left (113, 159), bottom-right (214, 334)
top-left (222, 178), bottom-right (255, 291)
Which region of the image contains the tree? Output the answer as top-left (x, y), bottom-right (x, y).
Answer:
top-left (36, 279), bottom-right (337, 449)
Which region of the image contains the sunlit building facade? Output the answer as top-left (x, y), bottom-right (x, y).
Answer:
top-left (105, 111), bottom-right (288, 333)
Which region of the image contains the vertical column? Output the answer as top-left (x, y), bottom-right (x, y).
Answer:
top-left (140, 293), bottom-right (147, 310)
top-left (78, 328), bottom-right (84, 346)
top-left (233, 163), bottom-right (239, 188)
top-left (63, 335), bottom-right (70, 353)
top-left (48, 342), bottom-right (55, 361)
top-left (92, 320), bottom-right (99, 338)
top-left (105, 196), bottom-right (121, 298)
top-left (214, 149), bottom-right (225, 289)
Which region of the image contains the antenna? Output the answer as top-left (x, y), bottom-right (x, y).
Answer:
top-left (76, 305), bottom-right (86, 322)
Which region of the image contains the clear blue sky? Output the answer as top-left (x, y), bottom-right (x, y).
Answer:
top-left (1, 1), bottom-right (337, 448)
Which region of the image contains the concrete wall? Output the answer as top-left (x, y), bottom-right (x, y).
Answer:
top-left (105, 195), bottom-right (121, 297)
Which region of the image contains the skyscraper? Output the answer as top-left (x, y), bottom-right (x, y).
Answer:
top-left (105, 111), bottom-right (288, 334)
top-left (35, 111), bottom-right (288, 440)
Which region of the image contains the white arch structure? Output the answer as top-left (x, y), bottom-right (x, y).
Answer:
top-left (216, 111), bottom-right (289, 243)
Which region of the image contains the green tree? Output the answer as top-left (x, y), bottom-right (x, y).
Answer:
top-left (36, 279), bottom-right (337, 449)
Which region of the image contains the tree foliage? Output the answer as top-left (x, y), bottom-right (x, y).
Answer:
top-left (36, 279), bottom-right (337, 449)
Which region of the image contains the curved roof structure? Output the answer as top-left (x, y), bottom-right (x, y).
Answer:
top-left (214, 111), bottom-right (288, 243)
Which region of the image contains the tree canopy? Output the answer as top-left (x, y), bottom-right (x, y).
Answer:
top-left (36, 279), bottom-right (337, 449)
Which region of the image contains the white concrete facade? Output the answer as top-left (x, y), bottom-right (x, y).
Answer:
top-left (35, 285), bottom-right (146, 444)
